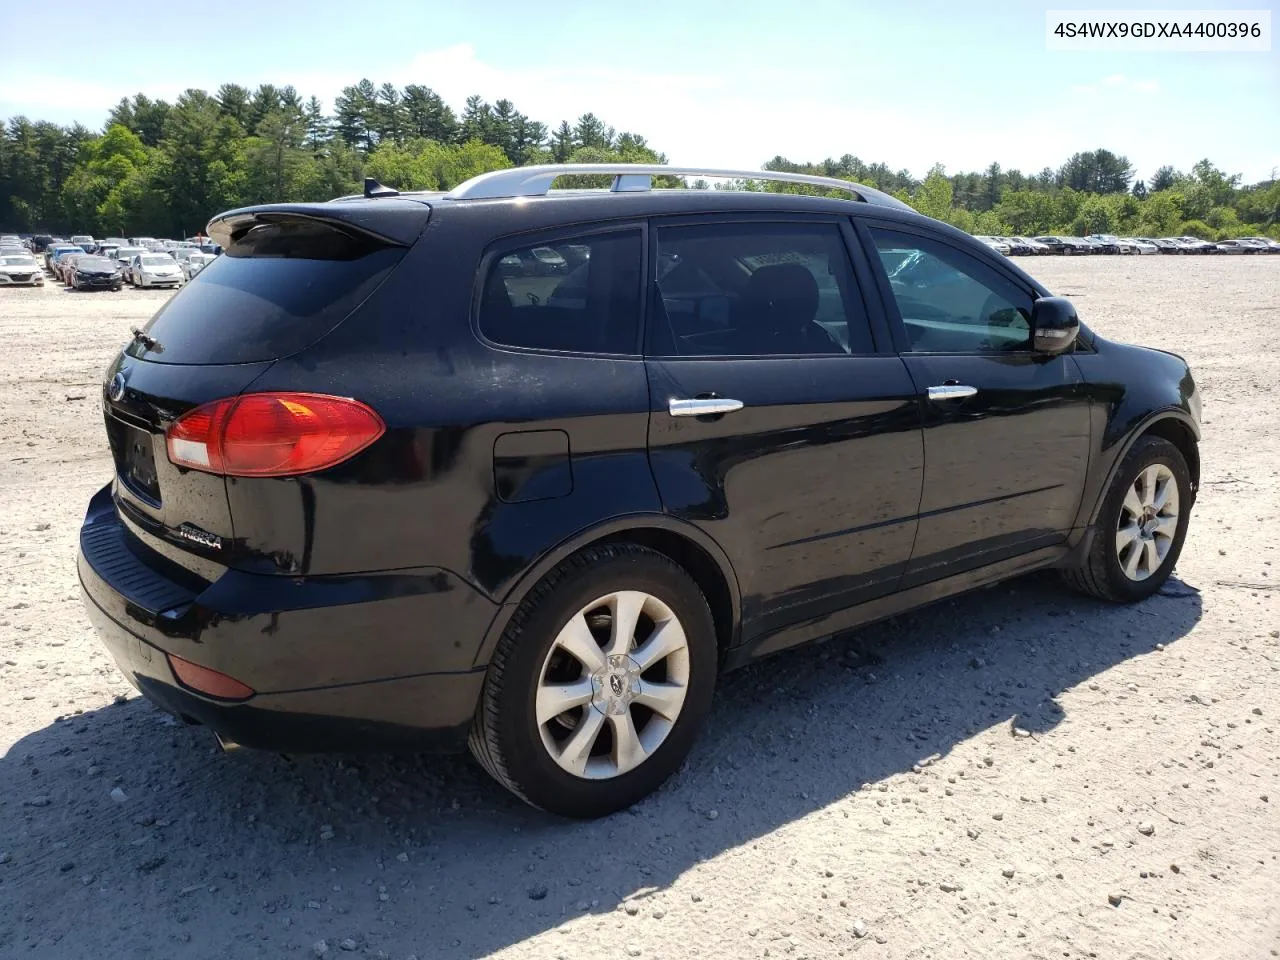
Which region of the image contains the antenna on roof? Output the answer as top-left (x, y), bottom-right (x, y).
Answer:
top-left (363, 178), bottom-right (399, 199)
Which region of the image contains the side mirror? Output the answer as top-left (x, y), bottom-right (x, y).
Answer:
top-left (1031, 296), bottom-right (1080, 354)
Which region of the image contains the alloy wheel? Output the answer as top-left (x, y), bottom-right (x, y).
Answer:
top-left (535, 590), bottom-right (690, 780)
top-left (1115, 463), bottom-right (1180, 581)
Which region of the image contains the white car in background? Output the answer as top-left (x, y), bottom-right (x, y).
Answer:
top-left (0, 252), bottom-right (44, 286)
top-left (130, 253), bottom-right (183, 288)
top-left (178, 251), bottom-right (215, 280)
top-left (1124, 238), bottom-right (1159, 255)
top-left (973, 235), bottom-right (1011, 255)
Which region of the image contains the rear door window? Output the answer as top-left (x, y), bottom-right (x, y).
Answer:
top-left (126, 219), bottom-right (408, 365)
top-left (477, 229), bottom-right (643, 355)
top-left (649, 221), bottom-right (874, 357)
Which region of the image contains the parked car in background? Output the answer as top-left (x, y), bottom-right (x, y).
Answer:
top-left (0, 243), bottom-right (26, 258)
top-left (1234, 238), bottom-right (1276, 253)
top-left (1011, 236), bottom-right (1051, 255)
top-left (30, 235), bottom-right (55, 252)
top-left (113, 247), bottom-right (147, 281)
top-left (973, 235), bottom-right (1010, 255)
top-left (56, 251), bottom-right (89, 283)
top-left (70, 255), bottom-right (124, 291)
top-left (1083, 235), bottom-right (1119, 254)
top-left (1124, 238), bottom-right (1158, 255)
top-left (1213, 240), bottom-right (1252, 254)
top-left (130, 253), bottom-right (183, 288)
top-left (69, 234), bottom-right (96, 252)
top-left (0, 252), bottom-right (44, 286)
top-left (1031, 235), bottom-right (1069, 254)
top-left (77, 163), bottom-right (1202, 818)
top-left (1238, 236), bottom-right (1280, 253)
top-left (1174, 236), bottom-right (1216, 254)
top-left (97, 245), bottom-right (120, 262)
top-left (178, 250), bottom-right (215, 279)
top-left (100, 237), bottom-right (129, 251)
top-left (128, 236), bottom-right (157, 248)
top-left (45, 243), bottom-right (82, 272)
top-left (996, 236), bottom-right (1033, 256)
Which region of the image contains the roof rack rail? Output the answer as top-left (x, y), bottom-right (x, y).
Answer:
top-left (443, 164), bottom-right (912, 210)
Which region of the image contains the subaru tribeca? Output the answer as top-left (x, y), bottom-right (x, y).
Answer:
top-left (78, 164), bottom-right (1200, 818)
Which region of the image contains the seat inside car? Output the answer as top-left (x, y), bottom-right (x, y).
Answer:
top-left (729, 263), bottom-right (842, 355)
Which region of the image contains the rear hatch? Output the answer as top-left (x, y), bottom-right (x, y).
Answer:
top-left (101, 200), bottom-right (430, 580)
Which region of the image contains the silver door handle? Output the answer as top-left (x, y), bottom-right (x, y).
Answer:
top-left (668, 397), bottom-right (745, 417)
top-left (927, 384), bottom-right (978, 401)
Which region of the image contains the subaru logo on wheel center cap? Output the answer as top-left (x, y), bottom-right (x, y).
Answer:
top-left (108, 372), bottom-right (126, 402)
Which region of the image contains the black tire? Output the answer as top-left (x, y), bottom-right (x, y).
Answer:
top-left (469, 543), bottom-right (717, 818)
top-left (1063, 436), bottom-right (1193, 602)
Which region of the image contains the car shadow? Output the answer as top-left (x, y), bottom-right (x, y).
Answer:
top-left (0, 571), bottom-right (1202, 958)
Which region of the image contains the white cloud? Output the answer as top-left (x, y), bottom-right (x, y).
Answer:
top-left (360, 44), bottom-right (953, 174)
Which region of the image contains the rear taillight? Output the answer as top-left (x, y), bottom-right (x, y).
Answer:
top-left (166, 392), bottom-right (385, 478)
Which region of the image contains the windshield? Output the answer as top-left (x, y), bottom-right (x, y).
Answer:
top-left (78, 257), bottom-right (114, 269)
top-left (142, 256), bottom-right (174, 266)
top-left (2, 256), bottom-right (36, 265)
top-left (116, 248), bottom-right (144, 258)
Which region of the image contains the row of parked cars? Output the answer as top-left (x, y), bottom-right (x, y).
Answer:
top-left (975, 233), bottom-right (1280, 256)
top-left (33, 235), bottom-right (220, 291)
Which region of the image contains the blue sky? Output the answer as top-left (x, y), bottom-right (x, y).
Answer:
top-left (2, 0), bottom-right (1276, 182)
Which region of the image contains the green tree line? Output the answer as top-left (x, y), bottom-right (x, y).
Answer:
top-left (1, 81), bottom-right (1276, 241)
top-left (761, 149), bottom-right (1278, 240)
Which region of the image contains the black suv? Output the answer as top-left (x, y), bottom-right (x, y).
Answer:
top-left (77, 164), bottom-right (1201, 818)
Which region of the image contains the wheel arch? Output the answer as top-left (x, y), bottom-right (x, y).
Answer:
top-left (471, 515), bottom-right (741, 670)
top-left (1088, 409), bottom-right (1200, 526)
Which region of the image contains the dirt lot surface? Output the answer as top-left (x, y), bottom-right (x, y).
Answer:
top-left (1, 257), bottom-right (1277, 960)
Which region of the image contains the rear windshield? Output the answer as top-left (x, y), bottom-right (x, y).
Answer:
top-left (126, 219), bottom-right (407, 365)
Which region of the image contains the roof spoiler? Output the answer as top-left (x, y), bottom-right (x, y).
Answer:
top-left (206, 199), bottom-right (432, 249)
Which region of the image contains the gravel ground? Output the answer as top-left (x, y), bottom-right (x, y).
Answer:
top-left (1, 257), bottom-right (1277, 960)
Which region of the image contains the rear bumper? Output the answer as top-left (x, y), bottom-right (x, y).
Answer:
top-left (78, 485), bottom-right (493, 753)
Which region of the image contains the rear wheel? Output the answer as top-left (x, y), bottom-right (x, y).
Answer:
top-left (1063, 436), bottom-right (1192, 602)
top-left (469, 543), bottom-right (717, 818)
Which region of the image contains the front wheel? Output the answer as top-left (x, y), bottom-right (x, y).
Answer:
top-left (1063, 436), bottom-right (1193, 602)
top-left (469, 543), bottom-right (717, 818)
